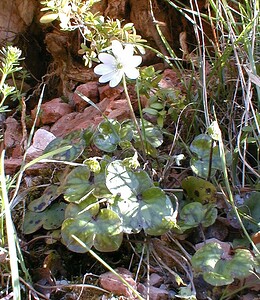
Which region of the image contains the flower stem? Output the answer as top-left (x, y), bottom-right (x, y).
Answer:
top-left (122, 75), bottom-right (146, 158)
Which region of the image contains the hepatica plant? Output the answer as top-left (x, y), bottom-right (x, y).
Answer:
top-left (23, 119), bottom-right (176, 253)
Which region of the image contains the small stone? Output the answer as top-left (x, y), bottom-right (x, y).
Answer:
top-left (50, 98), bottom-right (111, 137)
top-left (138, 283), bottom-right (168, 300)
top-left (73, 81), bottom-right (99, 112)
top-left (148, 273), bottom-right (164, 287)
top-left (98, 84), bottom-right (123, 101)
top-left (4, 158), bottom-right (23, 174)
top-left (31, 98), bottom-right (73, 125)
top-left (26, 128), bottom-right (56, 159)
top-left (4, 117), bottom-right (22, 149)
top-left (99, 268), bottom-right (137, 298)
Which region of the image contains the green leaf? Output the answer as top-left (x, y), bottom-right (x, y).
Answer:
top-left (44, 131), bottom-right (85, 161)
top-left (43, 202), bottom-right (67, 230)
top-left (28, 185), bottom-right (60, 212)
top-left (141, 189), bottom-right (175, 235)
top-left (23, 211), bottom-right (44, 234)
top-left (61, 206), bottom-right (123, 253)
top-left (203, 271), bottom-right (233, 286)
top-left (120, 121), bottom-right (133, 141)
top-left (179, 203), bottom-right (217, 231)
top-left (93, 209), bottom-right (123, 252)
top-left (84, 157), bottom-right (101, 173)
top-left (239, 192), bottom-right (260, 233)
top-left (207, 121), bottom-right (222, 141)
top-left (190, 157), bottom-right (217, 178)
top-left (111, 187), bottom-right (175, 235)
top-left (150, 102), bottom-right (164, 110)
top-left (93, 119), bottom-right (121, 152)
top-left (181, 176), bottom-right (217, 204)
top-left (61, 217), bottom-right (95, 253)
top-left (190, 134), bottom-right (231, 178)
top-left (192, 246), bottom-right (255, 286)
top-left (106, 160), bottom-right (139, 198)
top-left (64, 195), bottom-right (99, 219)
top-left (190, 134), bottom-right (212, 158)
top-left (179, 202), bottom-right (205, 230)
top-left (143, 107), bottom-right (159, 116)
top-left (23, 202), bottom-right (67, 234)
top-left (141, 120), bottom-right (163, 148)
top-left (122, 152), bottom-right (140, 169)
top-left (203, 204), bottom-right (218, 227)
top-left (191, 242), bottom-right (223, 272)
top-left (106, 162), bottom-right (175, 234)
top-left (59, 166), bottom-right (92, 202)
top-left (226, 249), bottom-right (255, 278)
top-left (135, 170), bottom-right (153, 190)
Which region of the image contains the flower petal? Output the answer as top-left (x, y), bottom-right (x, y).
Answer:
top-left (99, 71), bottom-right (118, 83)
top-left (124, 67), bottom-right (140, 79)
top-left (98, 53), bottom-right (116, 65)
top-left (125, 55), bottom-right (142, 68)
top-left (123, 44), bottom-right (134, 57)
top-left (109, 70), bottom-right (124, 87)
top-left (94, 63), bottom-right (115, 75)
top-left (112, 40), bottom-right (123, 58)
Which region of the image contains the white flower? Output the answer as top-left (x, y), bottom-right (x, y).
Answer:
top-left (94, 40), bottom-right (142, 87)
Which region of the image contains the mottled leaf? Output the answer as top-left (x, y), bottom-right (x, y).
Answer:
top-left (44, 131), bottom-right (85, 161)
top-left (28, 185), bottom-right (60, 212)
top-left (43, 202), bottom-right (67, 230)
top-left (59, 166), bottom-right (92, 202)
top-left (181, 176), bottom-right (217, 204)
top-left (23, 211), bottom-right (44, 234)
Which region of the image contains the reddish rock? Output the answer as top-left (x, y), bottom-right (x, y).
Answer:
top-left (0, 0), bottom-right (38, 43)
top-left (138, 283), bottom-right (168, 300)
top-left (24, 163), bottom-right (52, 176)
top-left (99, 268), bottom-right (137, 298)
top-left (26, 128), bottom-right (56, 159)
top-left (98, 84), bottom-right (123, 101)
top-left (50, 94), bottom-right (134, 137)
top-left (73, 81), bottom-right (99, 112)
top-left (4, 117), bottom-right (22, 148)
top-left (31, 98), bottom-right (73, 125)
top-left (4, 158), bottom-right (23, 174)
top-left (4, 117), bottom-right (23, 158)
top-left (159, 69), bottom-right (183, 90)
top-left (147, 273), bottom-right (164, 287)
top-left (104, 99), bottom-right (131, 121)
top-left (50, 111), bottom-right (96, 137)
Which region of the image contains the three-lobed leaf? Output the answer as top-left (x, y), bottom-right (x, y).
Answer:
top-left (106, 161), bottom-right (175, 235)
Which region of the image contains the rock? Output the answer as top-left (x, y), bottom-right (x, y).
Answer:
top-left (99, 268), bottom-right (137, 298)
top-left (4, 158), bottom-right (23, 174)
top-left (73, 81), bottom-right (99, 112)
top-left (0, 0), bottom-right (38, 43)
top-left (159, 69), bottom-right (183, 90)
top-left (50, 95), bottom-right (134, 137)
top-left (26, 128), bottom-right (56, 159)
top-left (31, 98), bottom-right (73, 125)
top-left (138, 283), bottom-right (168, 300)
top-left (147, 273), bottom-right (164, 287)
top-left (98, 85), bottom-right (123, 101)
top-left (104, 99), bottom-right (131, 121)
top-left (50, 110), bottom-right (101, 138)
top-left (50, 93), bottom-right (136, 137)
top-left (4, 117), bottom-right (23, 158)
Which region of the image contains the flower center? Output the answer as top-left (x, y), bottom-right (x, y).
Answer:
top-left (116, 61), bottom-right (123, 70)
